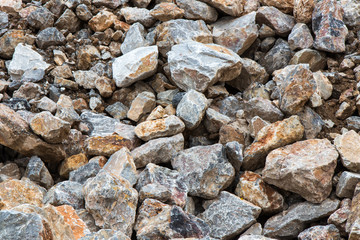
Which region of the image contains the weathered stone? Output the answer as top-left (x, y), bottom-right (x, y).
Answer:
top-left (131, 133), bottom-right (184, 168)
top-left (36, 27), bottom-right (65, 49)
top-left (239, 223), bottom-right (263, 237)
top-left (24, 156), bottom-right (53, 189)
top-left (298, 224), bottom-right (341, 240)
top-left (44, 180), bottom-right (84, 209)
top-left (75, 4), bottom-right (92, 21)
top-left (27, 7), bottom-right (53, 31)
top-left (289, 49), bottom-right (326, 72)
top-left (238, 236), bottom-right (275, 240)
top-left (0, 0), bottom-right (21, 13)
top-left (168, 41), bottom-right (241, 92)
top-left (243, 97), bottom-right (283, 123)
top-left (37, 96), bottom-right (57, 113)
top-left (136, 163), bottom-right (188, 207)
top-left (0, 179), bottom-right (44, 210)
top-left (288, 23), bottom-right (313, 50)
top-left (336, 171), bottom-right (360, 198)
top-left (89, 10), bottom-right (116, 32)
top-left (69, 160), bottom-right (101, 184)
top-left (259, 39), bottom-right (291, 74)
top-left (347, 116), bottom-right (360, 130)
top-left (204, 108), bottom-right (231, 133)
top-left (335, 101), bottom-right (356, 120)
top-left (135, 199), bottom-right (210, 239)
top-left (113, 46), bottom-right (158, 88)
top-left (341, 0), bottom-right (360, 27)
top-left (59, 153), bottom-right (88, 179)
top-left (235, 171), bottom-right (284, 214)
top-left (0, 30), bottom-right (33, 59)
top-left (256, 6), bottom-right (295, 37)
top-left (0, 163), bottom-right (21, 180)
top-left (56, 205), bottom-right (90, 239)
top-left (105, 102), bottom-right (128, 120)
top-left (199, 191), bottom-right (261, 239)
top-left (263, 139), bottom-right (338, 203)
top-left (80, 229), bottom-right (130, 240)
top-left (132, 0), bottom-right (150, 8)
top-left (225, 141), bottom-right (243, 172)
top-left (150, 3), bottom-right (184, 22)
top-left (176, 0), bottom-right (218, 23)
top-left (219, 119), bottom-right (251, 147)
top-left (121, 22), bottom-right (148, 55)
top-left (212, 12), bottom-right (258, 55)
top-left (328, 198), bottom-right (351, 234)
top-left (243, 116), bottom-right (304, 170)
top-left (120, 7), bottom-right (156, 28)
top-left (92, 0), bottom-right (123, 8)
top-left (263, 198), bottom-right (340, 238)
top-left (294, 0), bottom-right (314, 23)
top-left (312, 0), bottom-right (348, 53)
top-left (55, 9), bottom-right (80, 33)
top-left (0, 104), bottom-right (65, 163)
top-left (249, 116), bottom-right (270, 139)
top-left (83, 170), bottom-right (138, 236)
top-left (297, 106), bottom-right (324, 139)
top-left (153, 19), bottom-right (213, 56)
top-left (198, 0), bottom-right (245, 17)
top-left (259, 0), bottom-right (293, 13)
top-left (76, 45), bottom-right (101, 70)
top-left (172, 144), bottom-right (235, 198)
top-left (127, 91), bottom-right (156, 122)
top-left (12, 82), bottom-right (43, 101)
top-left (273, 64), bottom-right (317, 115)
top-left (56, 94), bottom-right (81, 125)
top-left (334, 130), bottom-right (360, 172)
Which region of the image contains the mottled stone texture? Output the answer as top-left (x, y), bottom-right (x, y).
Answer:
top-left (334, 130), bottom-right (360, 172)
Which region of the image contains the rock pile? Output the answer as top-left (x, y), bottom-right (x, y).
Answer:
top-left (0, 0), bottom-right (360, 239)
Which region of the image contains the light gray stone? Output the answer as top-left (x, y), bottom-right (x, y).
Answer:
top-left (176, 0), bottom-right (218, 23)
top-left (24, 156), bottom-right (53, 189)
top-left (336, 171), bottom-right (360, 198)
top-left (121, 22), bottom-right (149, 55)
top-left (44, 180), bottom-right (84, 209)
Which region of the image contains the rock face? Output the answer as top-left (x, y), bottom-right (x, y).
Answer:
top-left (44, 180), bottom-right (84, 209)
top-left (334, 130), bottom-right (360, 172)
top-left (198, 0), bottom-right (245, 17)
top-left (263, 139), bottom-right (338, 203)
top-left (259, 39), bottom-right (292, 74)
top-left (294, 0), bottom-right (314, 23)
top-left (312, 0), bottom-right (348, 53)
top-left (199, 191), bottom-right (261, 239)
top-left (172, 144), bottom-right (235, 199)
top-left (168, 41), bottom-right (242, 92)
top-left (336, 171), bottom-right (360, 198)
top-left (298, 224), bottom-right (341, 240)
top-left (176, 0), bottom-right (218, 23)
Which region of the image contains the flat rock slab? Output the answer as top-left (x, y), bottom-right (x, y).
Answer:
top-left (263, 198), bottom-right (340, 238)
top-left (199, 191), bottom-right (261, 239)
top-left (168, 41), bottom-right (242, 92)
top-left (263, 139), bottom-right (338, 203)
top-left (334, 130), bottom-right (360, 172)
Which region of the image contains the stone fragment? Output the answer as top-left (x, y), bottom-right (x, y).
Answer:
top-left (80, 229), bottom-right (130, 240)
top-left (94, 76), bottom-right (115, 98)
top-left (199, 191), bottom-right (261, 239)
top-left (219, 119), bottom-right (251, 146)
top-left (238, 236), bottom-right (275, 240)
top-left (24, 156), bottom-right (53, 189)
top-left (83, 170), bottom-right (138, 236)
top-left (0, 179), bottom-right (44, 210)
top-left (273, 64), bottom-right (316, 115)
top-left (263, 199), bottom-right (340, 238)
top-left (176, 0), bottom-right (218, 23)
top-left (263, 139), bottom-right (338, 203)
top-left (75, 4), bottom-right (92, 21)
top-left (36, 96), bottom-right (57, 113)
top-left (243, 97), bottom-right (283, 123)
top-left (259, 0), bottom-right (293, 13)
top-left (56, 205), bottom-right (90, 239)
top-left (76, 45), bottom-right (101, 70)
top-left (256, 7), bottom-right (295, 36)
top-left (0, 163), bottom-right (21, 179)
top-left (294, 0), bottom-right (314, 23)
top-left (44, 180), bottom-right (84, 209)
top-left (56, 94), bottom-right (81, 125)
top-left (121, 22), bottom-right (148, 55)
top-left (55, 9), bottom-right (80, 33)
top-left (59, 153), bottom-right (88, 179)
top-left (73, 70), bottom-right (98, 89)
top-left (235, 171), bottom-right (284, 214)
top-left (89, 10), bottom-right (116, 32)
top-left (92, 0), bottom-right (123, 8)
top-left (328, 198), bottom-right (351, 234)
top-left (168, 41), bottom-right (241, 92)
top-left (297, 106), bottom-right (324, 139)
top-left (312, 0), bottom-right (348, 53)
top-left (336, 171), bottom-right (360, 198)
top-left (132, 0), bottom-right (150, 8)
top-left (150, 3), bottom-right (184, 22)
top-left (198, 0), bottom-right (245, 17)
top-left (84, 135), bottom-right (133, 157)
top-left (0, 30), bottom-right (33, 59)
top-left (249, 116), bottom-right (270, 139)
top-left (36, 27), bottom-right (65, 49)
top-left (136, 163), bottom-right (188, 207)
top-left (27, 7), bottom-right (54, 30)
top-left (336, 102), bottom-right (356, 120)
top-left (240, 223), bottom-right (263, 237)
top-left (69, 160), bottom-right (102, 184)
top-left (120, 7), bottom-right (156, 28)
top-left (212, 12), bottom-right (258, 55)
top-left (243, 116), bottom-right (304, 170)
top-left (289, 49), bottom-right (326, 72)
top-left (127, 91), bottom-right (156, 122)
top-left (288, 23), bottom-right (313, 50)
top-left (347, 116), bottom-right (360, 130)
top-left (105, 102), bottom-right (128, 120)
top-left (334, 130), bottom-right (360, 172)
top-left (153, 19), bottom-right (213, 56)
top-left (225, 141), bottom-right (243, 172)
top-left (113, 46), bottom-right (158, 88)
top-left (135, 199), bottom-right (210, 239)
top-left (298, 224), bottom-right (341, 240)
top-left (341, 0), bottom-right (360, 27)
top-left (0, 0), bottom-right (21, 13)
top-left (259, 39), bottom-right (291, 74)
top-left (172, 144), bottom-right (235, 198)
top-left (12, 82), bottom-right (43, 101)
top-left (204, 108), bottom-right (231, 133)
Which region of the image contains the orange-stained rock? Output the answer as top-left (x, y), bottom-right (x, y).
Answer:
top-left (84, 134), bottom-right (134, 157)
top-left (150, 2), bottom-right (184, 22)
top-left (59, 153), bottom-right (88, 178)
top-left (293, 0), bottom-right (315, 23)
top-left (56, 205), bottom-right (90, 239)
top-left (0, 179), bottom-right (44, 210)
top-left (88, 10), bottom-right (117, 32)
top-left (260, 0), bottom-right (293, 13)
top-left (114, 20), bottom-right (130, 31)
top-left (198, 0), bottom-right (245, 17)
top-left (0, 0), bottom-right (22, 14)
top-left (0, 30), bottom-right (33, 59)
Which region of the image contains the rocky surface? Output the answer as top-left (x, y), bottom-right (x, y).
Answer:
top-left (0, 0), bottom-right (360, 239)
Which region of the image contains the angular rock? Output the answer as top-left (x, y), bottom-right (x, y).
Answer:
top-left (56, 205), bottom-right (90, 239)
top-left (212, 12), bottom-right (258, 55)
top-left (243, 97), bottom-right (283, 123)
top-left (131, 133), bottom-right (184, 168)
top-left (263, 139), bottom-right (338, 203)
top-left (85, 134), bottom-right (135, 157)
top-left (55, 94), bottom-right (81, 125)
top-left (168, 41), bottom-right (242, 92)
top-left (225, 141), bottom-right (244, 172)
top-left (121, 22), bottom-right (148, 55)
top-left (80, 229), bottom-right (130, 240)
top-left (336, 171), bottom-right (360, 198)
top-left (263, 198), bottom-right (340, 238)
top-left (24, 156), bottom-right (53, 189)
top-left (75, 4), bottom-right (92, 21)
top-left (235, 171), bottom-right (284, 214)
top-left (259, 0), bottom-right (293, 13)
top-left (120, 7), bottom-right (156, 28)
top-left (150, 3), bottom-right (184, 22)
top-left (341, 0), bottom-right (360, 27)
top-left (92, 0), bottom-right (123, 8)
top-left (312, 0), bottom-right (348, 53)
top-left (204, 108), bottom-right (231, 133)
top-left (132, 0), bottom-right (150, 8)
top-left (249, 116), bottom-right (270, 138)
top-left (297, 106), bottom-right (324, 139)
top-left (288, 23), bottom-right (313, 50)
top-left (0, 163), bottom-right (21, 180)
top-left (59, 153), bottom-right (88, 179)
top-left (199, 191), bottom-right (261, 239)
top-left (176, 0), bottom-right (218, 23)
top-left (347, 116), bottom-right (360, 130)
top-left (44, 180), bottom-right (84, 209)
top-left (198, 0), bottom-right (244, 17)
top-left (83, 170), bottom-right (138, 236)
top-left (0, 30), bottom-right (33, 59)
top-left (55, 9), bottom-right (80, 33)
top-left (105, 102), bottom-right (128, 120)
top-left (243, 116), bottom-right (304, 170)
top-left (76, 45), bottom-right (101, 70)
top-left (153, 19), bottom-right (213, 56)
top-left (172, 144), bottom-right (235, 198)
top-left (113, 46), bottom-right (158, 88)
top-left (298, 224), bottom-right (341, 240)
top-left (27, 7), bottom-right (54, 30)
top-left (0, 0), bottom-right (21, 13)
top-left (127, 91), bottom-right (156, 122)
top-left (293, 0), bottom-right (314, 23)
top-left (256, 6), bottom-right (295, 37)
top-left (136, 163), bottom-right (188, 207)
top-left (219, 119), bottom-right (251, 147)
top-left (328, 198), bottom-right (351, 234)
top-left (73, 70), bottom-right (99, 89)
top-left (69, 160), bottom-right (102, 184)
top-left (289, 49), bottom-right (326, 72)
top-left (88, 10), bottom-right (116, 32)
top-left (334, 130), bottom-right (360, 172)
top-left (259, 39), bottom-right (291, 74)
top-left (37, 96), bottom-right (57, 113)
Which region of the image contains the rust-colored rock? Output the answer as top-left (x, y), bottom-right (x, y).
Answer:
top-left (59, 153), bottom-right (88, 179)
top-left (88, 10), bottom-right (117, 32)
top-left (150, 3), bottom-right (184, 22)
top-left (84, 134), bottom-right (135, 157)
top-left (294, 0), bottom-right (314, 23)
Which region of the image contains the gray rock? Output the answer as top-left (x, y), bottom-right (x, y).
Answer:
top-left (336, 171), bottom-right (360, 198)
top-left (328, 198), bottom-right (351, 235)
top-left (263, 198), bottom-right (340, 238)
top-left (80, 229), bottom-right (130, 240)
top-left (24, 156), bottom-right (53, 189)
top-left (238, 236), bottom-right (275, 240)
top-left (136, 163), bottom-right (188, 207)
top-left (288, 23), bottom-right (313, 50)
top-left (347, 116), bottom-right (360, 130)
top-left (212, 12), bottom-right (258, 55)
top-left (199, 191), bottom-right (261, 239)
top-left (113, 46), bottom-right (158, 88)
top-left (21, 69), bottom-right (45, 83)
top-left (131, 133), bottom-right (184, 168)
top-left (168, 41), bottom-right (242, 92)
top-left (176, 89), bottom-right (208, 129)
top-left (83, 170), bottom-right (138, 236)
top-left (157, 89), bottom-right (179, 106)
top-left (225, 141), bottom-right (243, 172)
top-left (297, 106), bottom-right (324, 139)
top-left (217, 95), bottom-right (243, 118)
top-left (0, 11), bottom-right (8, 29)
top-left (75, 4), bottom-right (92, 21)
top-left (55, 9), bottom-right (80, 33)
top-left (105, 102), bottom-right (129, 120)
top-left (92, 0), bottom-right (124, 8)
top-left (259, 38), bottom-right (292, 74)
top-left (121, 23), bottom-right (149, 55)
top-left (27, 7), bottom-right (54, 30)
top-left (256, 6), bottom-right (295, 36)
top-left (176, 0), bottom-right (218, 23)
top-left (289, 49), bottom-right (327, 72)
top-left (73, 70), bottom-right (99, 89)
top-left (298, 224), bottom-right (341, 240)
top-left (69, 161), bottom-right (101, 184)
top-left (36, 27), bottom-right (65, 49)
top-left (44, 180), bottom-right (84, 209)
top-left (132, 0), bottom-right (150, 8)
top-left (341, 0), bottom-right (360, 28)
top-left (55, 94), bottom-right (81, 125)
top-left (171, 144), bottom-right (235, 199)
top-left (243, 97), bottom-right (283, 123)
top-left (120, 7), bottom-right (156, 28)
top-left (204, 108), bottom-right (231, 133)
top-left (0, 163), bottom-right (21, 180)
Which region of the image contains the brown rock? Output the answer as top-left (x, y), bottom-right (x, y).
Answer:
top-left (289, 49), bottom-right (326, 72)
top-left (259, 0), bottom-right (293, 13)
top-left (94, 77), bottom-right (115, 98)
top-left (298, 225), bottom-right (341, 240)
top-left (219, 119), bottom-right (251, 147)
top-left (150, 3), bottom-right (184, 22)
top-left (76, 45), bottom-right (100, 70)
top-left (0, 0), bottom-right (22, 13)
top-left (328, 198), bottom-right (351, 234)
top-left (84, 134), bottom-right (135, 157)
top-left (198, 0), bottom-right (245, 17)
top-left (59, 153), bottom-right (88, 179)
top-left (0, 30), bottom-right (33, 59)
top-left (334, 130), bottom-right (360, 172)
top-left (89, 10), bottom-right (117, 32)
top-left (55, 205), bottom-right (90, 239)
top-left (294, 0), bottom-right (314, 23)
top-left (127, 91), bottom-right (156, 122)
